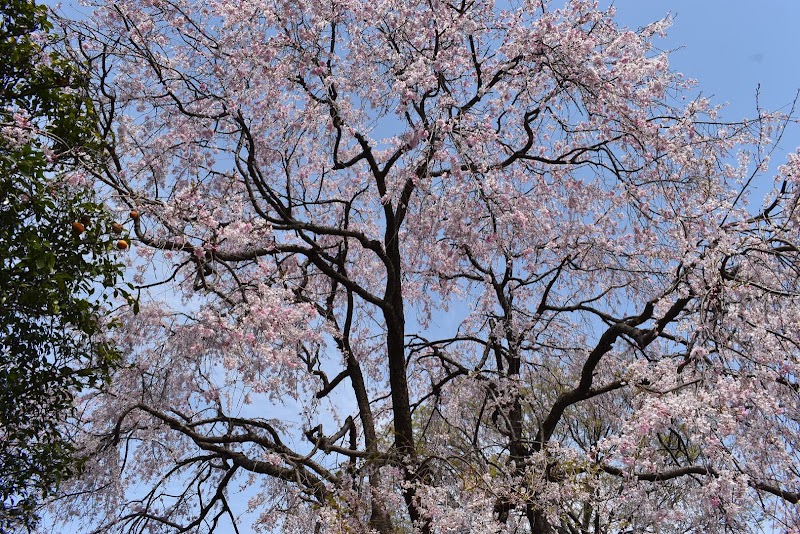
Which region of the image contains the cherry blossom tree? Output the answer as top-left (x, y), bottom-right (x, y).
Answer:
top-left (50, 0), bottom-right (800, 532)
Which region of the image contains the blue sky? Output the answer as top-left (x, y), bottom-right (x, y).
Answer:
top-left (607, 1), bottom-right (800, 177)
top-left (610, 2), bottom-right (800, 114)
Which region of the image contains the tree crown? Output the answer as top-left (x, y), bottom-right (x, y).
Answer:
top-left (46, 0), bottom-right (800, 532)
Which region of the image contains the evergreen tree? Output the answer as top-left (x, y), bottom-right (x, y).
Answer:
top-left (0, 1), bottom-right (127, 529)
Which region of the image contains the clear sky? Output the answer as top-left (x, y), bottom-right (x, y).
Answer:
top-left (609, 2), bottom-right (800, 112)
top-left (606, 1), bottom-right (800, 183)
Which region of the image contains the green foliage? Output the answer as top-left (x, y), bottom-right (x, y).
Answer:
top-left (0, 0), bottom-right (127, 529)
